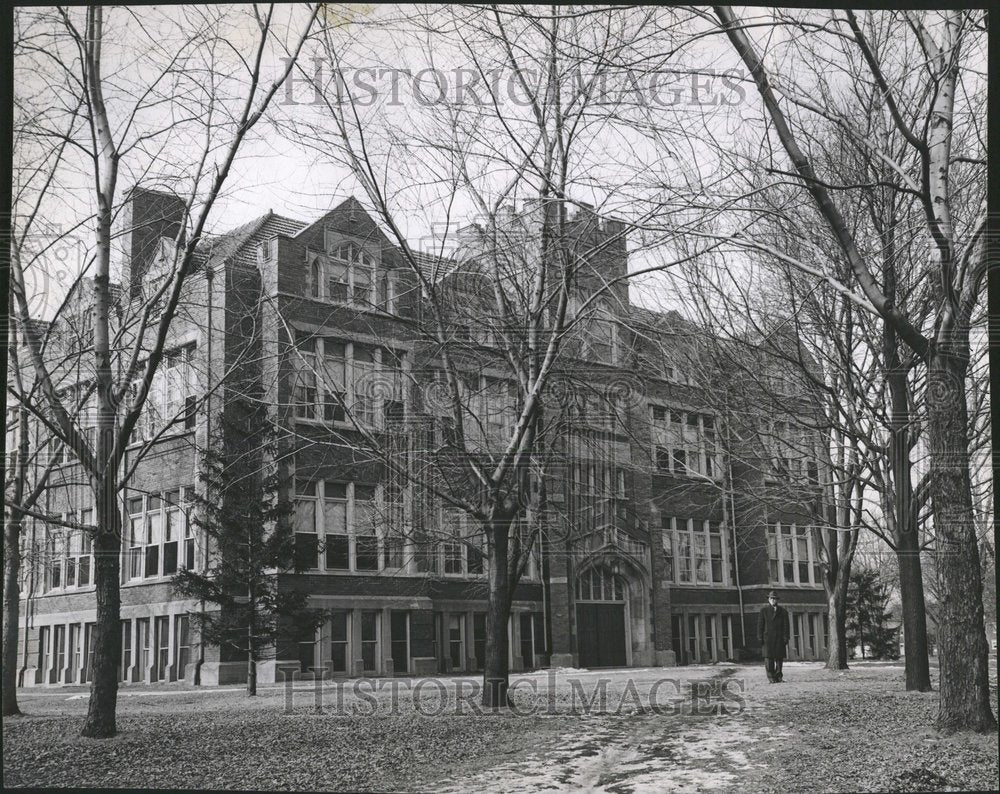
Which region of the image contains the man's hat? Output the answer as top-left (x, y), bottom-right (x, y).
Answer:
top-left (767, 590), bottom-right (779, 600)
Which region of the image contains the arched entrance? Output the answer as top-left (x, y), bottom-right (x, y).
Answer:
top-left (575, 565), bottom-right (628, 668)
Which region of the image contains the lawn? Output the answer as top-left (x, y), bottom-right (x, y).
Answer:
top-left (3, 661), bottom-right (997, 792)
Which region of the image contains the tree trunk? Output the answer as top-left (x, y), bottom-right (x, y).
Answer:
top-left (883, 212), bottom-right (931, 692)
top-left (247, 654), bottom-right (257, 697)
top-left (927, 350), bottom-right (996, 732)
top-left (825, 568), bottom-right (850, 670)
top-left (482, 521), bottom-right (511, 709)
top-left (2, 513), bottom-right (23, 716)
top-left (895, 533), bottom-right (932, 690)
top-left (80, 479), bottom-right (122, 738)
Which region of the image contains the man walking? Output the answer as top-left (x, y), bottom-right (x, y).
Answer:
top-left (758, 591), bottom-right (790, 683)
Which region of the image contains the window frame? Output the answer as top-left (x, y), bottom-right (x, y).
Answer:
top-left (125, 487), bottom-right (195, 582)
top-left (649, 405), bottom-right (722, 481)
top-left (291, 334), bottom-right (407, 430)
top-left (664, 517), bottom-right (730, 587)
top-left (128, 344), bottom-right (198, 445)
top-left (294, 479), bottom-right (407, 574)
top-left (767, 522), bottom-right (821, 586)
top-left (308, 235), bottom-right (382, 309)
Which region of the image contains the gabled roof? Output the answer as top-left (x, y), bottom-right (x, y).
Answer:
top-left (627, 304), bottom-right (697, 335)
top-left (196, 211), bottom-right (307, 270)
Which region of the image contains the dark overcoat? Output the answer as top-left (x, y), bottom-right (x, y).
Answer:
top-left (758, 604), bottom-right (790, 659)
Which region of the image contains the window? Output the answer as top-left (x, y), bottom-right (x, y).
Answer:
top-left (664, 518), bottom-right (729, 586)
top-left (154, 615), bottom-right (169, 681)
top-left (649, 406), bottom-right (721, 480)
top-left (310, 238), bottom-right (379, 307)
top-left (437, 506), bottom-right (484, 576)
top-left (766, 421), bottom-right (822, 484)
top-left (354, 485), bottom-right (379, 571)
top-left (568, 297), bottom-right (618, 365)
top-left (46, 532), bottom-right (65, 590)
top-left (767, 523), bottom-right (820, 585)
top-left (330, 611), bottom-right (350, 673)
top-left (298, 629), bottom-right (318, 674)
top-left (144, 494), bottom-right (162, 577)
top-left (575, 566), bottom-right (626, 602)
top-left (128, 497), bottom-right (144, 580)
top-left (292, 335), bottom-right (406, 429)
top-left (53, 625), bottom-right (66, 682)
top-left (660, 514), bottom-right (674, 581)
top-left (687, 614), bottom-right (700, 663)
top-left (293, 334), bottom-right (319, 420)
top-left (46, 510), bottom-right (94, 592)
top-left (519, 613), bottom-right (536, 671)
top-left (37, 626), bottom-right (50, 677)
top-left (175, 615), bottom-right (190, 680)
top-left (473, 613), bottom-right (487, 671)
top-left (72, 511), bottom-right (93, 586)
top-left (442, 507), bottom-right (465, 574)
top-left (129, 345), bottom-right (197, 443)
top-left (322, 481), bottom-right (348, 570)
top-left (295, 480), bottom-right (402, 573)
top-left (382, 484), bottom-right (405, 569)
top-left (721, 615), bottom-right (733, 660)
top-left (704, 615), bottom-right (716, 661)
top-left (481, 377), bottom-right (516, 445)
top-left (68, 625), bottom-right (82, 682)
top-left (83, 622), bottom-right (95, 683)
top-left (360, 611), bottom-right (378, 673)
top-left (448, 615), bottom-right (464, 670)
top-left (258, 237), bottom-right (276, 264)
top-left (293, 479), bottom-right (319, 570)
top-left (120, 620), bottom-right (132, 681)
top-left (127, 488), bottom-right (194, 581)
top-left (136, 618), bottom-right (151, 679)
top-left (390, 611), bottom-right (409, 673)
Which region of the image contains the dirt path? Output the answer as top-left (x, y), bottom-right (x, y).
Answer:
top-left (435, 667), bottom-right (767, 793)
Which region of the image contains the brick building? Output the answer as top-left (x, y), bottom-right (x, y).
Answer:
top-left (13, 189), bottom-right (831, 688)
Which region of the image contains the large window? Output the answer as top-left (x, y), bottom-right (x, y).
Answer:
top-left (767, 522), bottom-right (821, 585)
top-left (291, 333), bottom-right (406, 428)
top-left (44, 509), bottom-right (94, 592)
top-left (307, 237), bottom-right (378, 307)
top-left (438, 506), bottom-right (485, 576)
top-left (126, 487), bottom-right (195, 581)
top-left (570, 460), bottom-right (627, 536)
top-left (129, 345), bottom-right (197, 444)
top-left (662, 517), bottom-right (730, 586)
top-left (329, 611), bottom-right (350, 673)
top-left (650, 406), bottom-right (721, 480)
top-left (767, 421), bottom-right (822, 485)
top-left (567, 297), bottom-right (619, 365)
top-left (294, 479), bottom-right (405, 573)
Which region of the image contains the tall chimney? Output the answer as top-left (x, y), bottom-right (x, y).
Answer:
top-left (116, 186), bottom-right (187, 299)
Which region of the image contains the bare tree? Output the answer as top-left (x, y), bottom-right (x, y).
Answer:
top-left (9, 4), bottom-right (317, 737)
top-left (708, 7), bottom-right (993, 731)
top-left (275, 4), bottom-right (713, 705)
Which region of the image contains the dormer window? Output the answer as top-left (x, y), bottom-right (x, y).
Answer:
top-left (307, 239), bottom-right (378, 307)
top-left (330, 242), bottom-right (374, 304)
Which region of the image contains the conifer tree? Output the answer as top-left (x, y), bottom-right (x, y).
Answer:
top-left (174, 397), bottom-right (325, 695)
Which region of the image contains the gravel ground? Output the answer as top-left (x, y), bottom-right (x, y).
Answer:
top-left (3, 661), bottom-right (997, 792)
